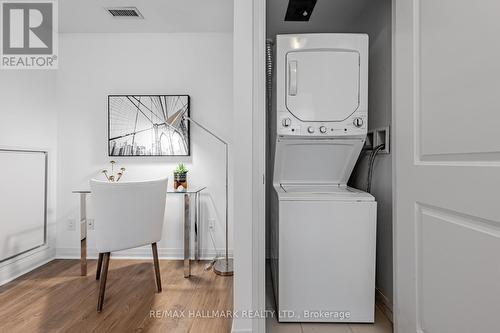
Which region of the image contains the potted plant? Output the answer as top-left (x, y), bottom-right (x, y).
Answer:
top-left (173, 163), bottom-right (188, 190)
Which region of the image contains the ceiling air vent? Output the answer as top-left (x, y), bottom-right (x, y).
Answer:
top-left (285, 0), bottom-right (317, 21)
top-left (106, 7), bottom-right (144, 18)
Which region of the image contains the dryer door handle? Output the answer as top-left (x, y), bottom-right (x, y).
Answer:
top-left (288, 60), bottom-right (298, 96)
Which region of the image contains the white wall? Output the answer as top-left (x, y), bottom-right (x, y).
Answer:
top-left (55, 33), bottom-right (233, 259)
top-left (0, 71), bottom-right (57, 284)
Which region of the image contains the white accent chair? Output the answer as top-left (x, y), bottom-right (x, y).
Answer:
top-left (90, 178), bottom-right (168, 312)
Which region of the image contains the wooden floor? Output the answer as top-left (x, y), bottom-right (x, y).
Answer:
top-left (0, 259), bottom-right (233, 333)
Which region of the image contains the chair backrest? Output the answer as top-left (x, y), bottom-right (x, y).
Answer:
top-left (90, 178), bottom-right (168, 253)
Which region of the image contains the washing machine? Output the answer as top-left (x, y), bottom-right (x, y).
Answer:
top-left (270, 34), bottom-right (377, 323)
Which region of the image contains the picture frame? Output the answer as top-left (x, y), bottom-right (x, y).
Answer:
top-left (108, 95), bottom-right (190, 156)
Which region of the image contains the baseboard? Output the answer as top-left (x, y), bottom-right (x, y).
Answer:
top-left (0, 245), bottom-right (56, 286)
top-left (375, 288), bottom-right (393, 323)
top-left (231, 326), bottom-right (252, 333)
top-left (56, 247), bottom-right (233, 260)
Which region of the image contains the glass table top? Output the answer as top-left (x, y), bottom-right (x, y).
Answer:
top-left (167, 186), bottom-right (206, 194)
top-left (73, 186), bottom-right (206, 194)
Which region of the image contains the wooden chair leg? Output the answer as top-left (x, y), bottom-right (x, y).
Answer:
top-left (152, 243), bottom-right (162, 292)
top-left (97, 252), bottom-right (110, 312)
top-left (96, 253), bottom-right (104, 280)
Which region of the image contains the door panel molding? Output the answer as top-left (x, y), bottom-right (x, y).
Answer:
top-left (413, 0), bottom-right (500, 166)
top-left (412, 0), bottom-right (422, 165)
top-left (415, 203), bottom-right (500, 333)
top-left (417, 152), bottom-right (500, 166)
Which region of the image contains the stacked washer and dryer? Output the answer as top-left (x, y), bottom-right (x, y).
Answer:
top-left (270, 34), bottom-right (377, 323)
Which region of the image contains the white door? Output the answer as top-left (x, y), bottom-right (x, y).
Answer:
top-left (394, 1), bottom-right (500, 332)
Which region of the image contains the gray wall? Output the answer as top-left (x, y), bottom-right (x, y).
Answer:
top-left (266, 0), bottom-right (393, 306)
top-left (349, 0), bottom-right (393, 306)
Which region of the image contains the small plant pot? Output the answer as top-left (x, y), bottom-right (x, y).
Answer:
top-left (173, 172), bottom-right (188, 190)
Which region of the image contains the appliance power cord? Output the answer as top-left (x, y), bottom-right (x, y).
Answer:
top-left (366, 143), bottom-right (385, 193)
top-left (204, 225), bottom-right (222, 271)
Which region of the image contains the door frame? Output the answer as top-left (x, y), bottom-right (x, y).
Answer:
top-left (252, 0), bottom-right (266, 332)
top-left (251, 0), bottom-right (399, 332)
top-left (233, 0), bottom-right (266, 332)
top-left (391, 0), bottom-right (398, 329)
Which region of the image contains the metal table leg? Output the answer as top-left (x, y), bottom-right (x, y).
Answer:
top-left (79, 193), bottom-right (87, 276)
top-left (194, 192), bottom-right (199, 261)
top-left (184, 193), bottom-right (191, 278)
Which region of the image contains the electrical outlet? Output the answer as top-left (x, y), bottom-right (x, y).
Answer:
top-left (87, 218), bottom-right (95, 230)
top-left (67, 218), bottom-right (76, 231)
top-left (208, 218), bottom-right (216, 230)
top-left (374, 126), bottom-right (390, 154)
top-left (365, 131), bottom-right (374, 150)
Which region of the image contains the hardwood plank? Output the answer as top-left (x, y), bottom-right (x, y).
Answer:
top-left (0, 259), bottom-right (233, 333)
top-left (188, 264), bottom-right (233, 333)
top-left (137, 262), bottom-right (222, 333)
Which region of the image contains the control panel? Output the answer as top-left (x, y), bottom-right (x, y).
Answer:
top-left (278, 113), bottom-right (367, 137)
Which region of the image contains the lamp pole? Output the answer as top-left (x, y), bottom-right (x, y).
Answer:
top-left (184, 116), bottom-right (233, 276)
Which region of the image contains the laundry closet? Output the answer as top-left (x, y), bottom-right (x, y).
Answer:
top-left (265, 0), bottom-right (393, 326)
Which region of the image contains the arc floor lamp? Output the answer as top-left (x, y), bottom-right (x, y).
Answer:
top-left (184, 116), bottom-right (233, 276)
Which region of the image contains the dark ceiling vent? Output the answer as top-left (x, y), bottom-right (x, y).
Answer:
top-left (106, 7), bottom-right (144, 18)
top-left (285, 0), bottom-right (317, 21)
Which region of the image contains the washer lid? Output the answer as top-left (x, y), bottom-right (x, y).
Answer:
top-left (278, 184), bottom-right (374, 201)
top-left (274, 137), bottom-right (364, 186)
top-left (285, 49), bottom-right (360, 122)
top-left (282, 184), bottom-right (356, 193)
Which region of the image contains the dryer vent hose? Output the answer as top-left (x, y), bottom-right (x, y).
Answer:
top-left (266, 39), bottom-right (274, 115)
top-left (366, 144), bottom-right (385, 193)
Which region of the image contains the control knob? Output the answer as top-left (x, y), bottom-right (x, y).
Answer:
top-left (319, 126), bottom-right (327, 133)
top-left (307, 126), bottom-right (315, 134)
top-left (353, 118), bottom-right (364, 127)
top-left (282, 118), bottom-right (291, 127)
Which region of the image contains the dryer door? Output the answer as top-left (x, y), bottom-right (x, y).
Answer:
top-left (286, 50), bottom-right (360, 122)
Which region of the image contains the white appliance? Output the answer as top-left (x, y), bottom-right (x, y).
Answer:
top-left (270, 34), bottom-right (377, 323)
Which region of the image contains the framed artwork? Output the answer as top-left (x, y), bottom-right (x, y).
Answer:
top-left (108, 95), bottom-right (190, 156)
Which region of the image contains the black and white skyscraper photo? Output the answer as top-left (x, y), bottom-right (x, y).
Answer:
top-left (108, 95), bottom-right (190, 156)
